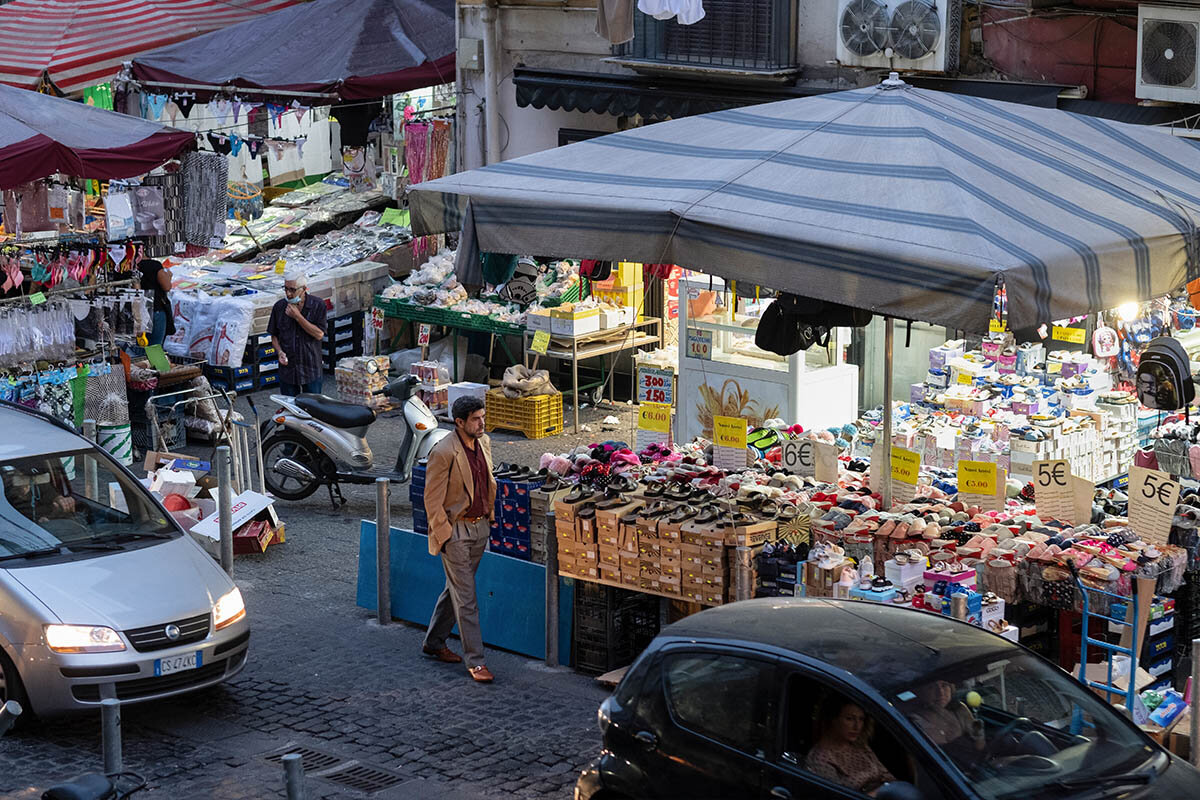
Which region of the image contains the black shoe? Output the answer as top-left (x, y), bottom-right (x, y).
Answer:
top-left (564, 485), bottom-right (594, 504)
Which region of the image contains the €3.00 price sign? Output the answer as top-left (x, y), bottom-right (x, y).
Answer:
top-left (637, 366), bottom-right (674, 406)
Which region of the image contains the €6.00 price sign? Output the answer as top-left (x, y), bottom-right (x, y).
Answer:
top-left (713, 415), bottom-right (748, 471)
top-left (637, 366), bottom-right (674, 406)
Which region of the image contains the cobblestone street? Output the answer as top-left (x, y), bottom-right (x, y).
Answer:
top-left (1, 401), bottom-right (637, 799)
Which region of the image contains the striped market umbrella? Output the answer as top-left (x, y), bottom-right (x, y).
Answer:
top-left (0, 0), bottom-right (299, 95)
top-left (410, 78), bottom-right (1200, 333)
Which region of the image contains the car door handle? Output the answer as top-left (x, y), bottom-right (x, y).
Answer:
top-left (769, 787), bottom-right (792, 800)
top-left (634, 730), bottom-right (658, 750)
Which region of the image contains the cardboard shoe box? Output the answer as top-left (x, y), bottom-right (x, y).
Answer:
top-left (598, 545), bottom-right (622, 568)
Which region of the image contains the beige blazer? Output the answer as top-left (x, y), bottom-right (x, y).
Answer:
top-left (423, 432), bottom-right (497, 556)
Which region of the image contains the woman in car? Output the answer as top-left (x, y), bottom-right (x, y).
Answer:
top-left (805, 696), bottom-right (895, 796)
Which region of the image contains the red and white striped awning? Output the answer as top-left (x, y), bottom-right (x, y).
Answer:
top-left (0, 0), bottom-right (300, 95)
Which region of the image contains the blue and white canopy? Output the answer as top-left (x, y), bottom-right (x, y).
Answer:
top-left (410, 80), bottom-right (1200, 332)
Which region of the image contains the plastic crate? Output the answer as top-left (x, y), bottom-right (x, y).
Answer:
top-left (484, 390), bottom-right (564, 439)
top-left (412, 507), bottom-right (428, 535)
top-left (571, 583), bottom-right (661, 674)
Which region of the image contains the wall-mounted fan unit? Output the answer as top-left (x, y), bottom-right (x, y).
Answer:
top-left (835, 0), bottom-right (959, 72)
top-left (1137, 6), bottom-right (1200, 103)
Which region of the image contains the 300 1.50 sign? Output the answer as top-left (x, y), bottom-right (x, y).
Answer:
top-left (637, 366), bottom-right (674, 406)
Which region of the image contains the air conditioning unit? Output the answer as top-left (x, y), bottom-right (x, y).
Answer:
top-left (1137, 6), bottom-right (1200, 103)
top-left (836, 0), bottom-right (960, 72)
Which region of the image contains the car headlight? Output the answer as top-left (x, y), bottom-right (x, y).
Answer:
top-left (213, 587), bottom-right (246, 630)
top-left (45, 624), bottom-right (125, 653)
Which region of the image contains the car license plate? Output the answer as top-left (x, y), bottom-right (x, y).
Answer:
top-left (154, 651), bottom-right (202, 677)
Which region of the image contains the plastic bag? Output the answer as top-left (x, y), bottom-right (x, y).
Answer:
top-left (106, 190), bottom-right (136, 240)
top-left (210, 298), bottom-right (254, 367)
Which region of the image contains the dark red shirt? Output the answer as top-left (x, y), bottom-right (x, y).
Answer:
top-left (459, 433), bottom-right (490, 518)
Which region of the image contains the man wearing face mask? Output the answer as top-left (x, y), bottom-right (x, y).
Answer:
top-left (268, 271), bottom-right (327, 396)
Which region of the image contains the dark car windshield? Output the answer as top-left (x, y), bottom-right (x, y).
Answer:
top-left (0, 448), bottom-right (176, 558)
top-left (882, 649), bottom-right (1158, 799)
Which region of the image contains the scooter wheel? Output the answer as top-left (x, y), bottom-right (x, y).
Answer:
top-left (262, 431), bottom-right (324, 501)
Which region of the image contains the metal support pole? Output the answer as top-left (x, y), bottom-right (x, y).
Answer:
top-left (254, 421), bottom-right (266, 494)
top-left (734, 545), bottom-right (753, 602)
top-left (230, 424), bottom-right (244, 494)
top-left (375, 478), bottom-right (391, 625)
top-left (100, 698), bottom-right (121, 774)
top-left (1192, 638), bottom-right (1200, 767)
top-left (83, 419), bottom-right (98, 501)
top-left (881, 317), bottom-right (895, 509)
top-left (545, 511), bottom-right (559, 667)
top-left (282, 753), bottom-right (306, 800)
top-left (0, 700), bottom-right (21, 736)
top-left (238, 425), bottom-right (254, 496)
top-left (217, 445), bottom-right (234, 575)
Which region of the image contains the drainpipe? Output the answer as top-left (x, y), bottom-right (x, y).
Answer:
top-left (482, 1), bottom-right (502, 165)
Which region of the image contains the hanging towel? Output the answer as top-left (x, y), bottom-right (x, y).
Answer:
top-left (596, 0), bottom-right (635, 44)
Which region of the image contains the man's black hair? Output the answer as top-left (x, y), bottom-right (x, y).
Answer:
top-left (452, 395), bottom-right (485, 422)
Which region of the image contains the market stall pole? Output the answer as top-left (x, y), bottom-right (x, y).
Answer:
top-left (523, 320), bottom-right (663, 434)
top-left (881, 317), bottom-right (894, 509)
top-left (375, 478), bottom-right (391, 626)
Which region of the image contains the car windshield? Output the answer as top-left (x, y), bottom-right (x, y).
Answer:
top-left (0, 448), bottom-right (176, 558)
top-left (884, 649), bottom-right (1159, 799)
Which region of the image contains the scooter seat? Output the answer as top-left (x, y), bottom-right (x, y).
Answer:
top-left (41, 772), bottom-right (115, 800)
top-left (295, 394), bottom-right (377, 428)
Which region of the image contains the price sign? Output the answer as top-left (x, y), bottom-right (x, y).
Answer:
top-left (638, 402), bottom-right (671, 434)
top-left (1033, 459), bottom-right (1075, 523)
top-left (1128, 465), bottom-right (1180, 546)
top-left (956, 372), bottom-right (974, 385)
top-left (988, 318), bottom-right (1007, 333)
top-left (274, 258), bottom-right (287, 275)
top-left (891, 447), bottom-right (920, 485)
top-left (1052, 325), bottom-right (1087, 344)
top-left (418, 323), bottom-right (432, 346)
top-left (958, 461), bottom-right (1006, 512)
top-left (814, 441), bottom-right (839, 484)
top-left (1072, 476), bottom-right (1095, 530)
top-left (686, 328), bottom-right (713, 361)
top-left (782, 439), bottom-right (816, 478)
top-left (637, 366), bottom-right (674, 406)
top-left (28, 292), bottom-right (46, 305)
top-left (713, 415), bottom-right (747, 471)
top-left (531, 330), bottom-right (551, 354)
top-left (370, 307), bottom-right (385, 331)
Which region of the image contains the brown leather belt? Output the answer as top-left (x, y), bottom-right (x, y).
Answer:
top-left (461, 515), bottom-right (488, 523)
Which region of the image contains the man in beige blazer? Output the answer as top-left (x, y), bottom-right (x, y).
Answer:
top-left (422, 395), bottom-right (498, 682)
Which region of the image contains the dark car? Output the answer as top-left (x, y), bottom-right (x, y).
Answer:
top-left (576, 598), bottom-right (1200, 800)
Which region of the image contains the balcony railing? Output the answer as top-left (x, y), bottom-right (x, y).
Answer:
top-left (614, 0), bottom-right (799, 74)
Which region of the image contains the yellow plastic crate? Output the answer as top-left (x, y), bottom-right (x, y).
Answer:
top-left (485, 389), bottom-right (564, 439)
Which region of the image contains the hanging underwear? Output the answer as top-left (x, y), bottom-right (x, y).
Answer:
top-left (291, 100), bottom-right (307, 122)
top-left (267, 140), bottom-right (287, 160)
top-left (266, 103), bottom-right (287, 126)
top-left (210, 97), bottom-right (232, 126)
top-left (294, 137), bottom-right (307, 158)
top-left (228, 134), bottom-right (244, 157)
top-left (245, 138), bottom-right (263, 159)
top-left (232, 98), bottom-right (247, 123)
top-left (246, 104), bottom-right (260, 125)
top-left (207, 132), bottom-right (232, 155)
top-left (142, 93), bottom-right (168, 120)
top-left (172, 91), bottom-right (196, 118)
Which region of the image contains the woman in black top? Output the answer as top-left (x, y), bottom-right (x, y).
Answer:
top-left (138, 258), bottom-right (175, 346)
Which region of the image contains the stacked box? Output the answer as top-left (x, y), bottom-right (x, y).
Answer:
top-left (320, 311), bottom-right (365, 372)
top-left (336, 355), bottom-right (390, 408)
top-left (554, 496), bottom-right (598, 579)
top-left (571, 581), bottom-right (660, 675)
top-left (409, 463), bottom-right (427, 535)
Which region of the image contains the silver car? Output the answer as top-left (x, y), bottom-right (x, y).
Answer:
top-left (0, 403), bottom-right (250, 715)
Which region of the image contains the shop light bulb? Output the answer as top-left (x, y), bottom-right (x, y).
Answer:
top-left (1116, 302), bottom-right (1140, 322)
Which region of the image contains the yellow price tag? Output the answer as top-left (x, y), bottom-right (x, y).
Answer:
top-left (988, 319), bottom-right (1007, 333)
top-left (956, 372), bottom-right (974, 385)
top-left (891, 447), bottom-right (920, 485)
top-left (275, 259), bottom-right (287, 275)
top-left (1047, 361), bottom-right (1063, 374)
top-left (531, 330), bottom-right (550, 354)
top-left (1052, 325), bottom-right (1086, 344)
top-left (638, 402), bottom-right (671, 434)
top-left (247, 274), bottom-right (266, 280)
top-left (713, 416), bottom-right (747, 449)
top-left (957, 460), bottom-right (998, 495)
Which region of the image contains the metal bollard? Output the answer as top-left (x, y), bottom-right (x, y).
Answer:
top-left (951, 594), bottom-right (967, 621)
top-left (100, 698), bottom-right (121, 774)
top-left (82, 419), bottom-right (98, 501)
top-left (229, 425), bottom-right (244, 494)
top-left (238, 425), bottom-right (254, 496)
top-left (544, 511), bottom-right (558, 667)
top-left (0, 699), bottom-right (21, 736)
top-left (375, 478), bottom-right (391, 625)
top-left (734, 545), bottom-right (753, 602)
top-left (217, 445), bottom-right (234, 575)
top-left (1192, 638), bottom-right (1199, 767)
top-left (282, 753), bottom-right (306, 800)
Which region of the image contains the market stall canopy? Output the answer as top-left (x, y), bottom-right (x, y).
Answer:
top-left (0, 0), bottom-right (300, 95)
top-left (409, 79), bottom-right (1200, 332)
top-left (130, 0), bottom-right (455, 101)
top-left (0, 82), bottom-right (195, 189)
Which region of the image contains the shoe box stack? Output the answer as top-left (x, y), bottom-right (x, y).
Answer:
top-left (320, 311), bottom-right (365, 373)
top-left (756, 543), bottom-right (808, 598)
top-left (488, 473), bottom-right (539, 561)
top-left (572, 580), bottom-right (660, 675)
top-left (530, 483), bottom-right (570, 564)
top-left (336, 355), bottom-right (391, 408)
top-left (410, 463), bottom-right (428, 535)
top-left (1109, 596), bottom-right (1179, 692)
top-left (1095, 393), bottom-right (1138, 477)
top-left (410, 360), bottom-right (450, 414)
top-left (206, 333), bottom-right (281, 393)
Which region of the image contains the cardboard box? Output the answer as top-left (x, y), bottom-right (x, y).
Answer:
top-left (554, 499), bottom-right (578, 523)
top-left (550, 307), bottom-right (601, 337)
top-left (598, 546), bottom-right (621, 567)
top-left (724, 520), bottom-right (777, 547)
top-left (703, 593), bottom-right (725, 607)
top-left (597, 529), bottom-right (620, 548)
top-left (639, 545), bottom-right (662, 562)
top-left (620, 554), bottom-right (640, 571)
top-left (621, 572), bottom-right (640, 587)
top-left (701, 545), bottom-right (725, 566)
top-left (600, 565), bottom-right (621, 583)
top-left (660, 543), bottom-right (682, 560)
top-left (702, 562), bottom-right (728, 576)
top-left (577, 516), bottom-right (596, 543)
top-left (660, 554), bottom-right (681, 570)
top-left (525, 309), bottom-right (553, 333)
top-left (682, 588), bottom-right (705, 603)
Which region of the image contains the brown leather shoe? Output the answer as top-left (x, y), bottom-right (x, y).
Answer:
top-left (422, 646), bottom-right (462, 664)
top-left (469, 665), bottom-right (494, 683)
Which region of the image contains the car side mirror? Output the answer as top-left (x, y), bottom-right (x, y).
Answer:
top-left (876, 781), bottom-right (924, 800)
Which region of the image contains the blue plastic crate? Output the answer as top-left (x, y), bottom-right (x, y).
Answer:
top-left (412, 508), bottom-right (428, 534)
